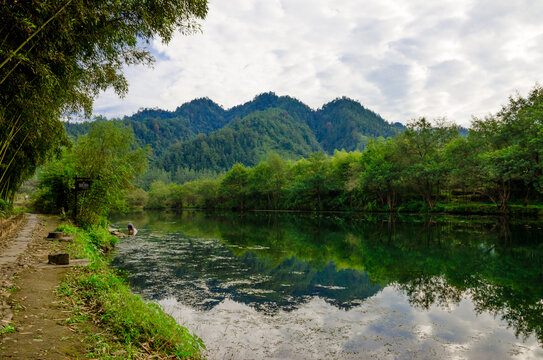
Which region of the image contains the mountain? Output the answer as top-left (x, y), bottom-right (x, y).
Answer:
top-left (313, 97), bottom-right (402, 153)
top-left (65, 98), bottom-right (229, 157)
top-left (226, 92), bottom-right (315, 126)
top-left (159, 108), bottom-right (322, 172)
top-left (225, 93), bottom-right (403, 154)
top-left (65, 92), bottom-right (403, 174)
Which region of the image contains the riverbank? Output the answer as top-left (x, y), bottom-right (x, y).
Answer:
top-left (141, 202), bottom-right (543, 216)
top-left (56, 224), bottom-right (206, 359)
top-left (0, 214), bottom-right (205, 359)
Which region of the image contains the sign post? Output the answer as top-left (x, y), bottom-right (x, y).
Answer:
top-left (74, 177), bottom-right (92, 221)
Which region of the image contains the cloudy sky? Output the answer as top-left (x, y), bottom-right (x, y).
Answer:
top-left (93, 0), bottom-right (543, 126)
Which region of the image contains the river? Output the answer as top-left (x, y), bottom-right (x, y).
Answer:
top-left (110, 211), bottom-right (543, 359)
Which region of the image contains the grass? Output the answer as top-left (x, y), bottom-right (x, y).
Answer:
top-left (56, 224), bottom-right (205, 359)
top-left (0, 324), bottom-right (15, 335)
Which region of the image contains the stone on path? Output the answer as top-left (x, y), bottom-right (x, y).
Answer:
top-left (47, 253), bottom-right (69, 265)
top-left (46, 232), bottom-right (64, 239)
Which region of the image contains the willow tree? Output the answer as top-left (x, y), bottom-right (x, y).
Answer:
top-left (0, 0), bottom-right (208, 200)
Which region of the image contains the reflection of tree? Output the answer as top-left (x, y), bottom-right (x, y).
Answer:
top-left (396, 276), bottom-right (463, 310)
top-left (112, 210), bottom-right (543, 342)
top-left (355, 215), bottom-right (543, 344)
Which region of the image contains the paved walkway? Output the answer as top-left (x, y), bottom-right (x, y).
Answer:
top-left (0, 214), bottom-right (38, 266)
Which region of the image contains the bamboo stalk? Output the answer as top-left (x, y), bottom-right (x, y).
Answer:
top-left (0, 0), bottom-right (73, 70)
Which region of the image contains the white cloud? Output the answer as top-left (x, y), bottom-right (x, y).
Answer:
top-left (93, 0), bottom-right (543, 126)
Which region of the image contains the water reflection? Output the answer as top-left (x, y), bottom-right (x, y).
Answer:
top-left (110, 211), bottom-right (543, 359)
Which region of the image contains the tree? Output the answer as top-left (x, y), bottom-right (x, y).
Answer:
top-left (73, 121), bottom-right (148, 224)
top-left (287, 152), bottom-right (336, 210)
top-left (0, 0), bottom-right (208, 201)
top-left (495, 85), bottom-right (543, 202)
top-left (464, 85), bottom-right (543, 210)
top-left (219, 163), bottom-right (249, 211)
top-left (33, 121), bottom-right (148, 226)
top-left (359, 138), bottom-right (402, 211)
top-left (247, 153), bottom-right (289, 209)
top-left (396, 118), bottom-right (458, 208)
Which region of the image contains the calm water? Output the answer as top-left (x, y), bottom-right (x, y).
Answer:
top-left (110, 211), bottom-right (543, 359)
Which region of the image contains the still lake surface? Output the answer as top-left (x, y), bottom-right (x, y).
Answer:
top-left (110, 211), bottom-right (543, 359)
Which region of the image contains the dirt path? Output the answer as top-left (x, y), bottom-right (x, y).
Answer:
top-left (0, 214), bottom-right (40, 266)
top-left (0, 214), bottom-right (90, 359)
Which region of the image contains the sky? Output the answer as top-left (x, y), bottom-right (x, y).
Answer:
top-left (93, 0), bottom-right (543, 127)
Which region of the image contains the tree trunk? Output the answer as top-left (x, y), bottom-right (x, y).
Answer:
top-left (386, 183), bottom-right (394, 212)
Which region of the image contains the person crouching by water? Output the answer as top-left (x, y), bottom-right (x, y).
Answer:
top-left (127, 223), bottom-right (138, 236)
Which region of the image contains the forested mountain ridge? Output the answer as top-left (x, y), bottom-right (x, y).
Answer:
top-left (226, 92), bottom-right (316, 126)
top-left (158, 108), bottom-right (322, 172)
top-left (65, 98), bottom-right (230, 157)
top-left (314, 97), bottom-right (404, 153)
top-left (65, 92), bottom-right (402, 160)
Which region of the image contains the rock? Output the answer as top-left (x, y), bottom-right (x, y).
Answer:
top-left (47, 253), bottom-right (69, 265)
top-left (46, 232), bottom-right (64, 239)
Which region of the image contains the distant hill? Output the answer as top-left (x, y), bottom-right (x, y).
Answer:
top-left (313, 97), bottom-right (403, 153)
top-left (159, 108), bottom-right (322, 172)
top-left (65, 92), bottom-right (403, 175)
top-left (65, 98), bottom-right (230, 157)
top-left (226, 92), bottom-right (315, 126)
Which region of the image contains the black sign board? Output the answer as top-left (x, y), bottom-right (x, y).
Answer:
top-left (75, 177), bottom-right (92, 191)
top-left (76, 180), bottom-right (91, 190)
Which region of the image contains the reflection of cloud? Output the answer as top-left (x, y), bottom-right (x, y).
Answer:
top-left (92, 0), bottom-right (543, 126)
top-left (158, 286), bottom-right (543, 360)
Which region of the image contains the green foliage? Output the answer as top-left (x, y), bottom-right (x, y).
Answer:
top-left (124, 85), bottom-right (543, 213)
top-left (57, 223), bottom-right (204, 358)
top-left (66, 93), bottom-right (402, 178)
top-left (395, 117), bottom-right (458, 208)
top-left (0, 324), bottom-right (15, 334)
top-left (56, 224), bottom-right (117, 265)
top-left (0, 0), bottom-right (208, 202)
top-left (32, 149), bottom-right (75, 215)
top-left (160, 108), bottom-right (322, 173)
top-left (359, 138), bottom-right (402, 211)
top-left (447, 85), bottom-right (543, 210)
top-left (0, 198), bottom-right (13, 219)
top-left (33, 121), bottom-right (148, 226)
top-left (125, 188), bottom-right (149, 210)
top-left (219, 163), bottom-right (250, 210)
top-left (285, 152), bottom-right (340, 210)
top-left (146, 180), bottom-right (183, 209)
top-left (313, 97), bottom-right (401, 153)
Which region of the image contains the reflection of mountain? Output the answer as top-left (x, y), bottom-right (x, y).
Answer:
top-left (110, 211), bottom-right (543, 343)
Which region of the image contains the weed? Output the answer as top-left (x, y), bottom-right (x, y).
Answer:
top-left (0, 324), bottom-right (15, 334)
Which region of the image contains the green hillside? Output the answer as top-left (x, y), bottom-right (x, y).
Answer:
top-left (227, 92), bottom-right (315, 126)
top-left (159, 108), bottom-right (322, 172)
top-left (65, 93), bottom-right (403, 178)
top-left (314, 97), bottom-right (403, 153)
top-left (65, 98), bottom-right (229, 157)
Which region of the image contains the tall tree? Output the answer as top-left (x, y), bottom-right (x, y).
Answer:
top-left (219, 163), bottom-right (249, 211)
top-left (34, 121), bottom-right (148, 225)
top-left (465, 85), bottom-right (543, 210)
top-left (0, 0), bottom-right (208, 200)
top-left (396, 118), bottom-right (458, 208)
top-left (359, 138), bottom-right (402, 211)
